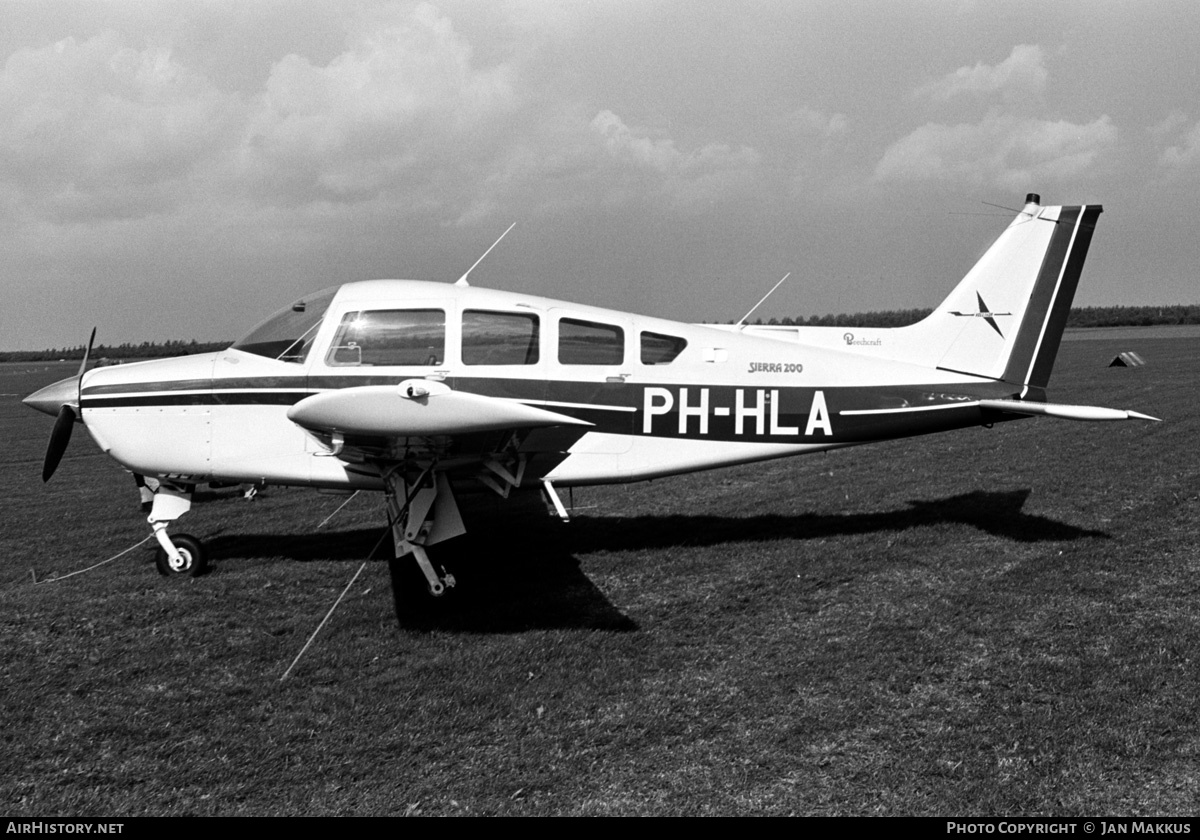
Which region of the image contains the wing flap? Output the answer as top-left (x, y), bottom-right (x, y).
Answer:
top-left (979, 399), bottom-right (1160, 422)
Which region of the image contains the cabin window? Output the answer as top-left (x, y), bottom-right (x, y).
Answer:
top-left (640, 331), bottom-right (688, 365)
top-left (231, 285), bottom-right (340, 362)
top-left (326, 309), bottom-right (445, 367)
top-left (558, 318), bottom-right (624, 365)
top-left (462, 310), bottom-right (540, 365)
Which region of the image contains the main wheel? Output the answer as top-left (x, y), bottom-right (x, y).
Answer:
top-left (155, 533), bottom-right (208, 577)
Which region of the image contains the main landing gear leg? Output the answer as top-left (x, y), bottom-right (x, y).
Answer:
top-left (147, 482), bottom-right (206, 577)
top-left (383, 468), bottom-right (466, 597)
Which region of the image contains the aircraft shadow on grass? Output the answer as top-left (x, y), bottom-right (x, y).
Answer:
top-left (198, 488), bottom-right (1103, 632)
top-left (564, 488), bottom-right (1109, 553)
top-left (201, 527), bottom-right (637, 634)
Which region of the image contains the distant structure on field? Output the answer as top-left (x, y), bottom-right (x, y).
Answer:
top-left (1109, 352), bottom-right (1147, 368)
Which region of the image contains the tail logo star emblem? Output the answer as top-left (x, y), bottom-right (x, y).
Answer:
top-left (950, 292), bottom-right (1011, 338)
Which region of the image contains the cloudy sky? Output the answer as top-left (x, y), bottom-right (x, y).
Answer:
top-left (2, 0), bottom-right (1197, 350)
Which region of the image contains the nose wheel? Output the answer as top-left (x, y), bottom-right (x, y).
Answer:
top-left (154, 532), bottom-right (208, 577)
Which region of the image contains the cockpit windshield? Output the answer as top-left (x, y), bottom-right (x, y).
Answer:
top-left (230, 286), bottom-right (340, 362)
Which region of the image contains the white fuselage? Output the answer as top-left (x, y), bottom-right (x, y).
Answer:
top-left (76, 280), bottom-right (1002, 490)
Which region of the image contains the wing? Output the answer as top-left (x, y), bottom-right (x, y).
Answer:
top-left (287, 378), bottom-right (592, 481)
top-left (287, 379), bottom-right (594, 593)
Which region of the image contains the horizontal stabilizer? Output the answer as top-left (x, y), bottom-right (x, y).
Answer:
top-left (288, 380), bottom-right (592, 438)
top-left (978, 399), bottom-right (1160, 423)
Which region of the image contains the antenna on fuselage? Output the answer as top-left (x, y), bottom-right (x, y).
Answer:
top-left (734, 272), bottom-right (791, 330)
top-left (455, 222), bottom-right (516, 287)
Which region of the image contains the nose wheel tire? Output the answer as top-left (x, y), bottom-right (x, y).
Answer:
top-left (155, 533), bottom-right (208, 577)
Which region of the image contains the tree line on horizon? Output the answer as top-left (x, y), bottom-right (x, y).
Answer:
top-left (0, 338), bottom-right (232, 363)
top-left (3, 304), bottom-right (1199, 363)
top-left (732, 303), bottom-right (1200, 330)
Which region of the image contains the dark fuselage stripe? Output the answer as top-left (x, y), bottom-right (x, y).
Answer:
top-left (84, 391), bottom-right (309, 408)
top-left (82, 376), bottom-right (1024, 445)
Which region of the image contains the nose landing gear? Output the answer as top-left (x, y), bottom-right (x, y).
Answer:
top-left (147, 481), bottom-right (208, 577)
top-left (155, 532), bottom-right (207, 577)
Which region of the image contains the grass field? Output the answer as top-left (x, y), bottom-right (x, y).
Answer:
top-left (1, 333), bottom-right (1197, 816)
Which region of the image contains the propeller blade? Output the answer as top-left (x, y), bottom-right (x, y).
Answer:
top-left (42, 404), bottom-right (77, 482)
top-left (77, 327), bottom-right (96, 408)
top-left (38, 329), bottom-right (94, 482)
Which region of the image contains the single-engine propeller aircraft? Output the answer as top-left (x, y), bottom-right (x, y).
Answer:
top-left (25, 194), bottom-right (1157, 595)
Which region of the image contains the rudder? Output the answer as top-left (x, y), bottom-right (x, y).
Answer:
top-left (897, 195), bottom-right (1103, 389)
top-left (1000, 203), bottom-right (1102, 389)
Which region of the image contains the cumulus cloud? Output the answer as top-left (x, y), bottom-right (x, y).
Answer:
top-left (0, 31), bottom-right (240, 221)
top-left (1160, 124), bottom-right (1200, 168)
top-left (458, 108), bottom-right (761, 220)
top-left (1156, 113), bottom-right (1200, 169)
top-left (590, 109), bottom-right (759, 176)
top-left (239, 2), bottom-right (517, 204)
top-left (875, 111), bottom-right (1116, 189)
top-left (785, 107), bottom-right (847, 138)
top-left (586, 110), bottom-right (760, 210)
top-left (877, 44), bottom-right (1114, 190)
top-left (1149, 110), bottom-right (1189, 138)
top-left (915, 44), bottom-right (1047, 105)
top-left (0, 4), bottom-right (761, 230)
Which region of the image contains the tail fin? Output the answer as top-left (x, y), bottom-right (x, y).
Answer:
top-left (902, 195), bottom-right (1102, 389)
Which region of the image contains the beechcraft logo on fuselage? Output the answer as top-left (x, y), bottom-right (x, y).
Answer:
top-left (950, 292), bottom-right (1012, 338)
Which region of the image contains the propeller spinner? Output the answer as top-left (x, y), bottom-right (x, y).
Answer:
top-left (24, 328), bottom-right (96, 482)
